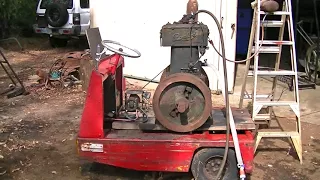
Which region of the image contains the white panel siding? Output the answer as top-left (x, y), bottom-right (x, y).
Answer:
top-left (90, 0), bottom-right (238, 92)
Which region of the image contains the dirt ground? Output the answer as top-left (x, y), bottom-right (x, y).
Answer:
top-left (0, 37), bottom-right (319, 180)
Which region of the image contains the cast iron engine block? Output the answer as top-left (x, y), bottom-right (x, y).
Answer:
top-left (160, 21), bottom-right (209, 78)
top-left (152, 18), bottom-right (213, 133)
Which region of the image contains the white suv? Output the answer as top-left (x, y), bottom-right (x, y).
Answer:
top-left (34, 0), bottom-right (90, 47)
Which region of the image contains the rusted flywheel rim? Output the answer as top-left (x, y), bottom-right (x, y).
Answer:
top-left (152, 73), bottom-right (212, 132)
top-left (160, 65), bottom-right (210, 86)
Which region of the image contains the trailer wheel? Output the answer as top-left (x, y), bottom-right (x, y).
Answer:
top-left (191, 148), bottom-right (238, 180)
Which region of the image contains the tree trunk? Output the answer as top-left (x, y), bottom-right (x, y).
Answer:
top-left (0, 18), bottom-right (10, 39)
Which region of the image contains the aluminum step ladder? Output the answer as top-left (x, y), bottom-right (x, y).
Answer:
top-left (239, 0), bottom-right (302, 164)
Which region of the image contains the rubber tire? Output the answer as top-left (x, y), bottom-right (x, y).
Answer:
top-left (45, 3), bottom-right (69, 27)
top-left (191, 148), bottom-right (238, 180)
top-left (49, 37), bottom-right (68, 48)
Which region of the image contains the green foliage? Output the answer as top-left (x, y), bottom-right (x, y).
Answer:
top-left (0, 0), bottom-right (38, 27)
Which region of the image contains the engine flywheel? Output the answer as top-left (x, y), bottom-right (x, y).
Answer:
top-left (152, 73), bottom-right (212, 132)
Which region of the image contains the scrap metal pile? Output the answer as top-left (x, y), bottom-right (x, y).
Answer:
top-left (29, 51), bottom-right (90, 89)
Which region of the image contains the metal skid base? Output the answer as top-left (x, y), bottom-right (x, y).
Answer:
top-left (111, 107), bottom-right (256, 132)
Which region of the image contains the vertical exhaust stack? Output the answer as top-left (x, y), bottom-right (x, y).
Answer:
top-left (186, 0), bottom-right (199, 21)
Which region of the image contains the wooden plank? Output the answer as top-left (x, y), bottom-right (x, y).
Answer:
top-left (112, 107), bottom-right (255, 131)
top-left (79, 57), bottom-right (95, 92)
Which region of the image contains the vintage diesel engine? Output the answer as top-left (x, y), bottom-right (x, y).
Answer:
top-left (152, 17), bottom-right (212, 133)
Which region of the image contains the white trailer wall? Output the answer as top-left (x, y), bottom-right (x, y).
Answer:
top-left (90, 0), bottom-right (238, 93)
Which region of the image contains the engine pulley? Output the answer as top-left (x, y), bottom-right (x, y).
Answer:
top-left (152, 73), bottom-right (212, 132)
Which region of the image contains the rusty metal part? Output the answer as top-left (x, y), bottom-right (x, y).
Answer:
top-left (160, 65), bottom-right (209, 86)
top-left (186, 0), bottom-right (199, 21)
top-left (176, 97), bottom-right (189, 113)
top-left (47, 51), bottom-right (87, 88)
top-left (160, 23), bottom-right (209, 47)
top-left (50, 51), bottom-right (83, 77)
top-left (35, 69), bottom-right (48, 84)
top-left (152, 73), bottom-right (212, 132)
top-left (60, 51), bottom-right (83, 75)
top-left (48, 79), bottom-right (64, 88)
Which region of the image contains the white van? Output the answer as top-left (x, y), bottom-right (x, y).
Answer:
top-left (33, 0), bottom-right (90, 47)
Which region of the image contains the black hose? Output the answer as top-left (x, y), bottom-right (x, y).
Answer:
top-left (194, 10), bottom-right (230, 180)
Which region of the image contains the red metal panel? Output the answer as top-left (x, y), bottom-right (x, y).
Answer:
top-left (98, 54), bottom-right (124, 76)
top-left (78, 54), bottom-right (125, 138)
top-left (77, 131), bottom-right (254, 173)
top-left (239, 131), bottom-right (254, 174)
top-left (78, 71), bottom-right (104, 138)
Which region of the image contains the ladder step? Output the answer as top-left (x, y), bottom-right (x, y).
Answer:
top-left (257, 70), bottom-right (296, 76)
top-left (248, 70), bottom-right (295, 76)
top-left (256, 131), bottom-right (300, 138)
top-left (255, 101), bottom-right (298, 107)
top-left (258, 40), bottom-right (293, 45)
top-left (260, 11), bottom-right (291, 16)
top-left (252, 46), bottom-right (280, 53)
top-left (254, 114), bottom-right (271, 121)
top-left (244, 94), bottom-right (271, 99)
top-left (261, 21), bottom-right (284, 27)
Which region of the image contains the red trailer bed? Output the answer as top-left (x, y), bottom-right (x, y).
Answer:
top-left (76, 38), bottom-right (256, 179)
top-left (76, 107), bottom-right (255, 174)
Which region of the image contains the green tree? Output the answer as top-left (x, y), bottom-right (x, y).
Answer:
top-left (0, 0), bottom-right (38, 38)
